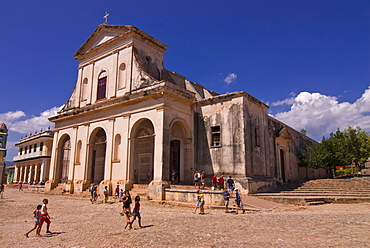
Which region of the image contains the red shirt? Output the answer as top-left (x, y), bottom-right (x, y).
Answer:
top-left (218, 177), bottom-right (224, 184)
top-left (212, 176), bottom-right (217, 184)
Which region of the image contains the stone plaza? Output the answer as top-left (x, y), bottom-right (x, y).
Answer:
top-left (1, 186), bottom-right (369, 247)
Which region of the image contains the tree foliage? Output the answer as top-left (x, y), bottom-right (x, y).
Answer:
top-left (299, 126), bottom-right (370, 169)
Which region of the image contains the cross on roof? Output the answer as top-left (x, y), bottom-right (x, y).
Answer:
top-left (103, 12), bottom-right (110, 24)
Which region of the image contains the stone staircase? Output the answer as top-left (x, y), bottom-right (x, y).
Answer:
top-left (130, 184), bottom-right (150, 199)
top-left (252, 176), bottom-right (370, 205)
top-left (48, 183), bottom-right (67, 195)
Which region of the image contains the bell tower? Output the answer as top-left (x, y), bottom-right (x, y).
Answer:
top-left (0, 123), bottom-right (8, 183)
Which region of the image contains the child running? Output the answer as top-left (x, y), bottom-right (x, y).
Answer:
top-left (194, 190), bottom-right (205, 214)
top-left (25, 205), bottom-right (42, 237)
top-left (37, 198), bottom-right (52, 235)
top-left (103, 186), bottom-right (109, 203)
top-left (124, 211), bottom-right (132, 230)
top-left (131, 195), bottom-right (142, 228)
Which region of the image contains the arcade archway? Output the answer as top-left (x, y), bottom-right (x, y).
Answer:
top-left (88, 128), bottom-right (107, 184)
top-left (131, 119), bottom-right (155, 184)
top-left (56, 134), bottom-right (71, 183)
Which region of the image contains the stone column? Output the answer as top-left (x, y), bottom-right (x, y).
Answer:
top-left (148, 106), bottom-right (170, 200)
top-left (26, 166), bottom-right (31, 183)
top-left (35, 164), bottom-right (41, 183)
top-left (14, 166), bottom-right (19, 183)
top-left (30, 165), bottom-right (35, 183)
top-left (19, 166), bottom-right (24, 182)
top-left (45, 131), bottom-right (60, 192)
top-left (39, 161), bottom-right (45, 183)
top-left (123, 114), bottom-right (132, 190)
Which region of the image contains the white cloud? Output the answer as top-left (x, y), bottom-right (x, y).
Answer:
top-left (0, 106), bottom-right (62, 134)
top-left (224, 73), bottom-right (237, 85)
top-left (0, 110), bottom-right (26, 123)
top-left (271, 87), bottom-right (370, 140)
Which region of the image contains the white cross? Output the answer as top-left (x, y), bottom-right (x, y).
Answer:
top-left (103, 12), bottom-right (110, 24)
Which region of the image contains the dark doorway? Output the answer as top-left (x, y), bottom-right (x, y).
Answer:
top-left (57, 136), bottom-right (71, 183)
top-left (90, 129), bottom-right (107, 184)
top-left (280, 149), bottom-right (286, 182)
top-left (61, 139), bottom-right (71, 182)
top-left (170, 140), bottom-right (180, 184)
top-left (134, 135), bottom-right (154, 183)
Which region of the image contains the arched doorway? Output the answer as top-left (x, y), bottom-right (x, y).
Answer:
top-left (56, 134), bottom-right (71, 183)
top-left (169, 121), bottom-right (191, 184)
top-left (280, 149), bottom-right (286, 182)
top-left (131, 119), bottom-right (155, 184)
top-left (170, 140), bottom-right (180, 184)
top-left (88, 128), bottom-right (107, 184)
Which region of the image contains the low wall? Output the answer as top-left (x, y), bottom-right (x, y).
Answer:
top-left (165, 188), bottom-right (224, 206)
top-left (28, 185), bottom-right (46, 193)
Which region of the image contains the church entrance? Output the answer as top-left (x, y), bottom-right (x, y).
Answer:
top-left (280, 149), bottom-right (286, 182)
top-left (170, 140), bottom-right (180, 184)
top-left (132, 119), bottom-right (154, 184)
top-left (56, 135), bottom-right (71, 183)
top-left (169, 121), bottom-right (192, 184)
top-left (89, 128), bottom-right (107, 184)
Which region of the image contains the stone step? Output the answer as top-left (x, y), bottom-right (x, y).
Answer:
top-left (132, 184), bottom-right (149, 190)
top-left (257, 196), bottom-right (370, 205)
top-left (253, 176), bottom-right (370, 205)
top-left (290, 189), bottom-right (370, 194)
top-left (255, 193), bottom-right (370, 198)
top-left (306, 201), bottom-right (326, 205)
top-left (169, 184), bottom-right (212, 190)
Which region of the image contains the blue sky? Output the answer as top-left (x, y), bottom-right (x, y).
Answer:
top-left (1, 0), bottom-right (370, 160)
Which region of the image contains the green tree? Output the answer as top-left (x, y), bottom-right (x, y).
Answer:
top-left (300, 129), bottom-right (307, 136)
top-left (299, 126), bottom-right (370, 170)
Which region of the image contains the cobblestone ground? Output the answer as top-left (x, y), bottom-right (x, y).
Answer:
top-left (0, 187), bottom-right (369, 248)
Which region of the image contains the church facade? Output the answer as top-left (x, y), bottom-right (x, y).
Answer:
top-left (46, 24), bottom-right (326, 199)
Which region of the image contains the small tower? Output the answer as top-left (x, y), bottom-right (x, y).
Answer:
top-left (0, 123), bottom-right (8, 183)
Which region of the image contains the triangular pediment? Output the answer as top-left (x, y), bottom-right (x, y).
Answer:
top-left (74, 25), bottom-right (131, 59)
top-left (92, 32), bottom-right (122, 47)
top-left (277, 128), bottom-right (291, 140)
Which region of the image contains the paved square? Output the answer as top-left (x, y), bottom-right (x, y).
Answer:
top-left (1, 187), bottom-right (369, 247)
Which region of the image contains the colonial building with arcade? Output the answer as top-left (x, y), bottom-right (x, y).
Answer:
top-left (45, 24), bottom-right (326, 200)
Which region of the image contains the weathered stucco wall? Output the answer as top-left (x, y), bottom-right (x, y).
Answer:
top-left (195, 94), bottom-right (246, 178)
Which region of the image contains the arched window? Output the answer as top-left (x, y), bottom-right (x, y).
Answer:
top-left (118, 63), bottom-right (126, 90)
top-left (75, 140), bottom-right (82, 164)
top-left (81, 78), bottom-right (89, 101)
top-left (113, 134), bottom-right (121, 161)
top-left (97, 71), bottom-right (107, 101)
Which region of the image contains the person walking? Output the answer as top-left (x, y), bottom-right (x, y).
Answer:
top-left (37, 198), bottom-right (52, 235)
top-left (124, 211), bottom-right (132, 230)
top-left (89, 184), bottom-right (96, 203)
top-left (131, 195), bottom-right (142, 228)
top-left (223, 189), bottom-right (230, 213)
top-left (25, 204), bottom-right (42, 237)
top-left (194, 171), bottom-right (200, 188)
top-left (114, 185), bottom-right (120, 202)
top-left (0, 183), bottom-right (4, 199)
top-left (119, 189), bottom-right (124, 202)
top-left (212, 174), bottom-right (217, 190)
top-left (227, 176), bottom-right (234, 195)
top-left (19, 182), bottom-right (23, 191)
top-left (103, 186), bottom-right (109, 203)
top-left (121, 190), bottom-right (132, 215)
top-left (218, 175), bottom-right (224, 190)
top-left (194, 191), bottom-right (205, 214)
top-left (235, 189), bottom-right (245, 214)
top-left (200, 171), bottom-right (205, 189)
